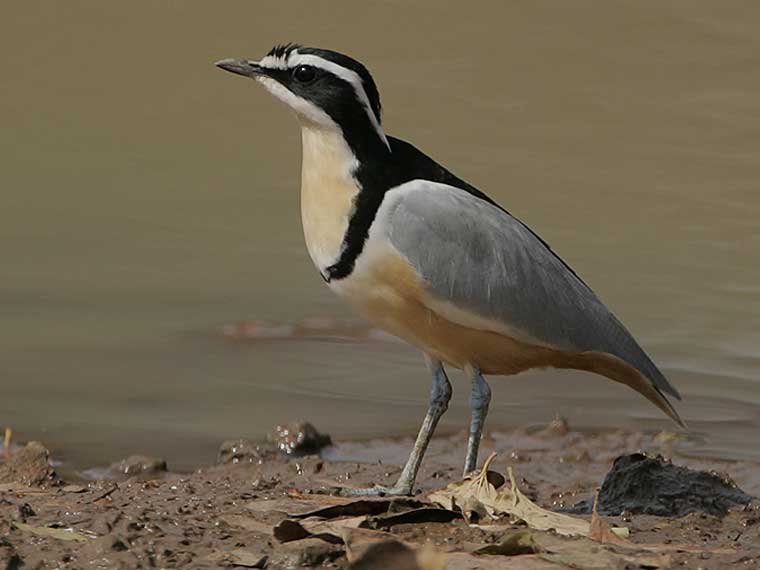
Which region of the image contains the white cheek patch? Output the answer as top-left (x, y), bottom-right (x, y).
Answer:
top-left (256, 76), bottom-right (338, 128)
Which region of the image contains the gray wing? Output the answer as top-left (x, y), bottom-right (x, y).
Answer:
top-left (384, 180), bottom-right (681, 401)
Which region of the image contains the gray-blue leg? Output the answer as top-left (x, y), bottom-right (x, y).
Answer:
top-left (342, 355), bottom-right (452, 496)
top-left (464, 366), bottom-right (491, 475)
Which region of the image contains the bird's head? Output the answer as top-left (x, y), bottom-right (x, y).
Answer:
top-left (216, 44), bottom-right (389, 153)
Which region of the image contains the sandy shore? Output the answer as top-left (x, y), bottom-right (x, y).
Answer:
top-left (1, 420), bottom-right (758, 569)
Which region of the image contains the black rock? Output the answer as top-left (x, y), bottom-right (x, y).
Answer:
top-left (566, 453), bottom-right (754, 518)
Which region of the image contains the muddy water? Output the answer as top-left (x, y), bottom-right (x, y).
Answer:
top-left (1, 2), bottom-right (759, 472)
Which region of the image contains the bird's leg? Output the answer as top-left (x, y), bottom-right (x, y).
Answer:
top-left (341, 355), bottom-right (452, 496)
top-left (463, 365), bottom-right (491, 476)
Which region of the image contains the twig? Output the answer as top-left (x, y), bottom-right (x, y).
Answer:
top-left (88, 484), bottom-right (118, 503)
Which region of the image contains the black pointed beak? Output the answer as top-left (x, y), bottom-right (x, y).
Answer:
top-left (214, 58), bottom-right (263, 78)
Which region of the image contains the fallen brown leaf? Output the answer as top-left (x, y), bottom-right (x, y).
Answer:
top-left (247, 494), bottom-right (423, 519)
top-left (428, 453), bottom-right (628, 538)
top-left (274, 516), bottom-right (385, 544)
top-left (471, 529), bottom-right (670, 570)
top-left (427, 453), bottom-right (501, 523)
top-left (13, 522), bottom-right (90, 542)
top-left (470, 530), bottom-right (537, 555)
top-left (366, 507), bottom-right (459, 529)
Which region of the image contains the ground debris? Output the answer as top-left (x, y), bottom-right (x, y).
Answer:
top-left (2, 427), bottom-right (11, 453)
top-left (246, 493), bottom-right (424, 519)
top-left (206, 548), bottom-right (268, 568)
top-left (534, 415), bottom-right (571, 438)
top-left (0, 441), bottom-right (59, 487)
top-left (567, 453), bottom-right (754, 517)
top-left (1, 428), bottom-right (757, 570)
top-left (468, 529), bottom-right (670, 569)
top-left (264, 493), bottom-right (457, 543)
top-left (13, 522), bottom-right (91, 542)
top-left (536, 534), bottom-right (671, 569)
top-left (267, 421), bottom-right (332, 456)
top-left (274, 516), bottom-right (381, 544)
top-left (0, 537), bottom-right (23, 570)
top-left (468, 529), bottom-right (538, 555)
top-left (106, 455), bottom-right (167, 481)
top-left (428, 453), bottom-right (627, 538)
top-left (217, 439), bottom-right (276, 465)
top-left (218, 514), bottom-right (273, 535)
top-left (365, 506), bottom-right (459, 528)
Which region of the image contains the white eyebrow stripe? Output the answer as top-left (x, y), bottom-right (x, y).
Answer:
top-left (287, 52), bottom-right (390, 150)
top-left (257, 54), bottom-right (289, 70)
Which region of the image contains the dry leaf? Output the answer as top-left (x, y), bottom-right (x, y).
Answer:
top-left (247, 495), bottom-right (423, 519)
top-left (588, 497), bottom-right (637, 547)
top-left (366, 507), bottom-right (459, 529)
top-left (429, 453), bottom-right (628, 538)
top-left (274, 516), bottom-right (384, 544)
top-left (292, 497), bottom-right (424, 519)
top-left (474, 530), bottom-right (670, 570)
top-left (471, 530), bottom-right (537, 555)
top-left (502, 466), bottom-right (593, 536)
top-left (14, 522), bottom-right (90, 542)
top-left (540, 547), bottom-right (669, 570)
top-left (427, 453), bottom-right (502, 522)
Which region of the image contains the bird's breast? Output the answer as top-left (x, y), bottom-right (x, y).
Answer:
top-left (300, 127), bottom-right (360, 273)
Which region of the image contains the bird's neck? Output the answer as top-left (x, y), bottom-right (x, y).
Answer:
top-left (299, 126), bottom-right (362, 273)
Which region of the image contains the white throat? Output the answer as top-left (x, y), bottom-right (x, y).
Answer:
top-left (300, 126), bottom-right (360, 273)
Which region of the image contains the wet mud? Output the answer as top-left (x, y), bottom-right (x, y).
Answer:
top-left (1, 421), bottom-right (759, 569)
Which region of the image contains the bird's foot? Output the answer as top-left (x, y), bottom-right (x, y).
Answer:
top-left (338, 482), bottom-right (413, 497)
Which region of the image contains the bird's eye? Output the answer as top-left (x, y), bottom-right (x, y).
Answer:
top-left (292, 65), bottom-right (316, 83)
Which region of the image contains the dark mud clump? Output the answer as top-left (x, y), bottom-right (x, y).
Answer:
top-left (107, 455), bottom-right (168, 481)
top-left (268, 421), bottom-right (333, 456)
top-left (570, 452), bottom-right (754, 517)
top-left (217, 421), bottom-right (332, 466)
top-left (217, 438), bottom-right (276, 465)
top-left (0, 441), bottom-right (59, 488)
